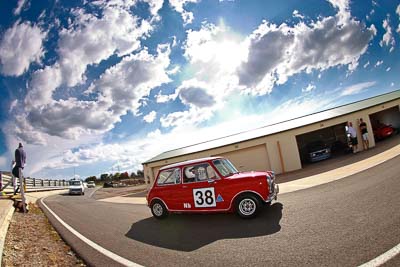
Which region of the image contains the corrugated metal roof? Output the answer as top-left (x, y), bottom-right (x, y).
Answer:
top-left (144, 90), bottom-right (400, 164)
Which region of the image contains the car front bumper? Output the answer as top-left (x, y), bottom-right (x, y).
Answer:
top-left (309, 153), bottom-right (331, 162)
top-left (266, 184), bottom-right (279, 203)
top-left (69, 190), bottom-right (83, 195)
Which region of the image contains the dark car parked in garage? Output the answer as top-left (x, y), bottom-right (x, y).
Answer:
top-left (306, 141), bottom-right (331, 162)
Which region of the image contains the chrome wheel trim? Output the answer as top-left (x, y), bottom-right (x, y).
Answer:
top-left (152, 203), bottom-right (164, 217)
top-left (239, 198), bottom-right (256, 216)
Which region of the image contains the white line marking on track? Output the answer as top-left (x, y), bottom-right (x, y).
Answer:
top-left (88, 186), bottom-right (101, 198)
top-left (358, 242), bottom-right (400, 267)
top-left (40, 197), bottom-right (143, 267)
top-left (118, 189), bottom-right (148, 198)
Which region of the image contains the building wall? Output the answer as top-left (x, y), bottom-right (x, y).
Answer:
top-left (215, 144), bottom-right (270, 172)
top-left (143, 99), bottom-right (400, 186)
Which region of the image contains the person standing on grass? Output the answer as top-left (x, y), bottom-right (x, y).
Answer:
top-left (359, 118), bottom-right (369, 150)
top-left (347, 122), bottom-right (358, 153)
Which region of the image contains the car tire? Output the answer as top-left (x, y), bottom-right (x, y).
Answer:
top-left (235, 194), bottom-right (260, 219)
top-left (151, 200), bottom-right (168, 219)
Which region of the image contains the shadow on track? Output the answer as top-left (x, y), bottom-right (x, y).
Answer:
top-left (125, 202), bottom-right (283, 251)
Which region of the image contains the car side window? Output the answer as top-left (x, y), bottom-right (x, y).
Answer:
top-left (157, 168), bottom-right (181, 185)
top-left (183, 163), bottom-right (218, 183)
top-left (213, 160), bottom-right (230, 176)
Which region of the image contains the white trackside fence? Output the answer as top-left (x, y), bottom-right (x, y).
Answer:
top-left (0, 171), bottom-right (69, 195)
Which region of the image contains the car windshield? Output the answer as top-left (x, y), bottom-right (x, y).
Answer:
top-left (70, 181), bottom-right (81, 186)
top-left (307, 141), bottom-right (326, 152)
top-left (212, 159), bottom-right (238, 176)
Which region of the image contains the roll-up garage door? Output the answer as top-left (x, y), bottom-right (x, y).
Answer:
top-left (214, 144), bottom-right (271, 172)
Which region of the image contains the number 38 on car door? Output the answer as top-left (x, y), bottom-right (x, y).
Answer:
top-left (193, 187), bottom-right (216, 208)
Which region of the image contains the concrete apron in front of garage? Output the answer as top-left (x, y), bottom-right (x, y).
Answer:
top-left (99, 135), bottom-right (400, 204)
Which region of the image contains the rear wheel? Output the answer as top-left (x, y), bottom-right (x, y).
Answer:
top-left (235, 194), bottom-right (260, 219)
top-left (151, 200), bottom-right (168, 219)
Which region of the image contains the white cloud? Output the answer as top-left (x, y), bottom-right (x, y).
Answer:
top-left (379, 16), bottom-right (395, 51)
top-left (183, 22), bottom-right (246, 96)
top-left (12, 115), bottom-right (47, 145)
top-left (143, 111), bottom-right (157, 123)
top-left (25, 65), bottom-right (62, 108)
top-left (57, 5), bottom-right (150, 87)
top-left (166, 65), bottom-right (180, 75)
top-left (169, 0), bottom-right (200, 25)
top-left (184, 23), bottom-right (247, 72)
top-left (158, 22), bottom-right (247, 128)
top-left (0, 21), bottom-right (46, 76)
top-left (327, 0), bottom-right (350, 24)
top-left (143, 0), bottom-right (164, 18)
top-left (12, 3), bottom-right (169, 145)
top-left (160, 107), bottom-right (214, 128)
top-left (93, 45), bottom-right (171, 114)
top-left (293, 10), bottom-right (305, 19)
top-left (397, 5), bottom-right (400, 34)
top-left (14, 133), bottom-right (103, 176)
top-left (302, 83), bottom-right (316, 92)
top-left (363, 61), bottom-right (370, 68)
top-left (9, 100), bottom-right (18, 113)
top-left (21, 47), bottom-right (171, 142)
top-left (375, 60), bottom-right (383, 67)
top-left (238, 7), bottom-right (376, 95)
top-left (164, 2), bottom-right (375, 129)
top-left (13, 0), bottom-right (28, 16)
top-left (341, 81), bottom-right (376, 96)
top-left (177, 79), bottom-right (216, 108)
top-left (386, 67), bottom-right (391, 72)
top-left (369, 24), bottom-right (377, 36)
top-left (155, 91), bottom-right (177, 103)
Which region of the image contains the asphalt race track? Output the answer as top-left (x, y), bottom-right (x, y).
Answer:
top-left (40, 156), bottom-right (400, 267)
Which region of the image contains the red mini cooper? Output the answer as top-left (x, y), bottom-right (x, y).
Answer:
top-left (146, 157), bottom-right (279, 219)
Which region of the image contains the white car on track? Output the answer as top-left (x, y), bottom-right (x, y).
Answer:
top-left (69, 180), bottom-right (85, 195)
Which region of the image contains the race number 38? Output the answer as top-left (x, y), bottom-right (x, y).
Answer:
top-left (193, 187), bottom-right (216, 208)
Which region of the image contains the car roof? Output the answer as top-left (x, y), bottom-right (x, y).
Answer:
top-left (159, 156), bottom-right (224, 171)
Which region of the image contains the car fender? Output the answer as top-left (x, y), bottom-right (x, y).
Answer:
top-left (229, 190), bottom-right (266, 210)
top-left (148, 197), bottom-right (169, 210)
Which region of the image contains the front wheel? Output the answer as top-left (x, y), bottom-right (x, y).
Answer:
top-left (235, 194), bottom-right (260, 219)
top-left (151, 200), bottom-right (168, 219)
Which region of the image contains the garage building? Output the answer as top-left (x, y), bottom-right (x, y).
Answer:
top-left (143, 90), bottom-right (400, 185)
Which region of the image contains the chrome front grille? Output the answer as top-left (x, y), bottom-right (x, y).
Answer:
top-left (266, 171), bottom-right (276, 194)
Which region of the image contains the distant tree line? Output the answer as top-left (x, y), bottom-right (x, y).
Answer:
top-left (84, 170), bottom-right (144, 183)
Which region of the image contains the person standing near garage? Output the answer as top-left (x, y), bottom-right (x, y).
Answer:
top-left (347, 122), bottom-right (358, 153)
top-left (359, 118), bottom-right (369, 150)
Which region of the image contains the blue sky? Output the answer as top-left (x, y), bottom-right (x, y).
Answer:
top-left (0, 0), bottom-right (399, 180)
